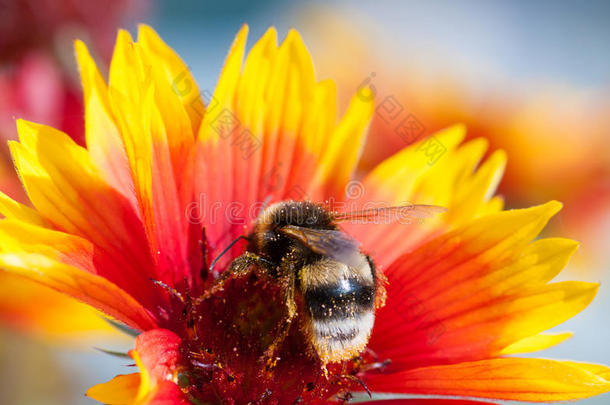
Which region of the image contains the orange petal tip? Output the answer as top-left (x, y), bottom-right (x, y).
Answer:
top-left (86, 373), bottom-right (140, 404)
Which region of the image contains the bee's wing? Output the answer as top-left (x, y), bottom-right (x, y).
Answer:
top-left (331, 204), bottom-right (447, 224)
top-left (279, 225), bottom-right (365, 269)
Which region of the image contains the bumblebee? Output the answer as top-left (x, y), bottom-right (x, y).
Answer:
top-left (199, 201), bottom-right (444, 368)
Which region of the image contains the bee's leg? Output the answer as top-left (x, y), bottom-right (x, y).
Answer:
top-left (333, 374), bottom-right (371, 398)
top-left (364, 347), bottom-right (379, 361)
top-left (261, 272), bottom-right (297, 370)
top-left (337, 391), bottom-right (353, 404)
top-left (193, 252), bottom-right (273, 305)
top-left (151, 279), bottom-right (186, 304)
top-left (151, 279), bottom-right (202, 340)
top-left (358, 348), bottom-right (391, 372)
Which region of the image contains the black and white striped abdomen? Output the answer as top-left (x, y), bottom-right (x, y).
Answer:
top-left (304, 276), bottom-right (376, 364)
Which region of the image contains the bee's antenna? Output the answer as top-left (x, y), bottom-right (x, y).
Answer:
top-left (208, 235), bottom-right (250, 274)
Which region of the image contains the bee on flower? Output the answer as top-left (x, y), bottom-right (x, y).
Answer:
top-left (0, 24), bottom-right (608, 404)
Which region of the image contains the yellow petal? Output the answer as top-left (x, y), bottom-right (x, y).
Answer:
top-left (132, 350), bottom-right (153, 402)
top-left (75, 39), bottom-right (135, 204)
top-left (0, 191), bottom-right (46, 226)
top-left (369, 203), bottom-right (588, 366)
top-left (362, 124), bottom-right (466, 204)
top-left (109, 29), bottom-right (148, 104)
top-left (199, 24), bottom-right (249, 144)
top-left (138, 24), bottom-right (204, 133)
top-left (74, 39), bottom-right (111, 110)
top-left (10, 121), bottom-right (153, 285)
top-left (138, 26), bottom-right (196, 204)
top-left (192, 26), bottom-right (374, 254)
top-left (309, 90), bottom-right (374, 198)
top-left (236, 26), bottom-right (278, 131)
top-left (87, 373), bottom-right (140, 404)
top-left (410, 136), bottom-right (489, 209)
top-left (448, 149), bottom-right (507, 226)
top-left (463, 201), bottom-right (563, 262)
top-left (366, 358), bottom-right (610, 401)
top-left (0, 271), bottom-right (119, 343)
top-left (343, 125), bottom-right (509, 267)
top-left (500, 332), bottom-right (573, 355)
top-left (491, 281), bottom-right (598, 350)
top-left (0, 252), bottom-right (156, 330)
top-left (0, 218), bottom-right (96, 268)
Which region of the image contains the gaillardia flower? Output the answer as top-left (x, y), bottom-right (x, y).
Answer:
top-left (0, 25), bottom-right (608, 404)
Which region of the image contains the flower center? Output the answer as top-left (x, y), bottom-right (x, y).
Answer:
top-left (163, 271), bottom-right (388, 403)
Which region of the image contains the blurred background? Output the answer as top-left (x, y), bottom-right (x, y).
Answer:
top-left (0, 0), bottom-right (608, 403)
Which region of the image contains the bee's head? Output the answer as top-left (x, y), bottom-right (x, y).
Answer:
top-left (248, 201), bottom-right (336, 263)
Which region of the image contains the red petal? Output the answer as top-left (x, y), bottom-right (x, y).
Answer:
top-left (193, 27), bottom-right (372, 270)
top-left (88, 330), bottom-right (187, 404)
top-left (368, 203), bottom-right (596, 368)
top-left (10, 120), bottom-right (161, 308)
top-left (145, 381), bottom-right (189, 405)
top-left (0, 218), bottom-right (163, 312)
top-left (132, 329), bottom-right (183, 384)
